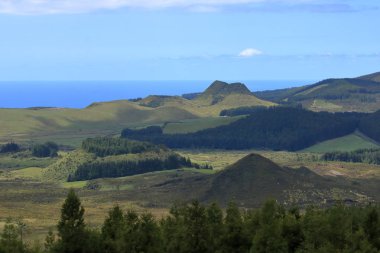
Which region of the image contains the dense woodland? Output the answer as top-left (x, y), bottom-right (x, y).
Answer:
top-left (69, 154), bottom-right (194, 181)
top-left (0, 143), bottom-right (20, 153)
top-left (322, 148), bottom-right (380, 165)
top-left (31, 142), bottom-right (59, 158)
top-left (1, 190), bottom-right (379, 253)
top-left (122, 107), bottom-right (364, 151)
top-left (359, 110), bottom-right (380, 142)
top-left (67, 137), bottom-right (206, 181)
top-left (81, 137), bottom-right (158, 157)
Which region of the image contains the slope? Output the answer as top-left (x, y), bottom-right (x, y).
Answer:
top-left (254, 71), bottom-right (380, 112)
top-left (0, 100), bottom-right (198, 146)
top-left (137, 81), bottom-right (275, 117)
top-left (202, 153), bottom-right (374, 207)
top-left (303, 132), bottom-right (380, 153)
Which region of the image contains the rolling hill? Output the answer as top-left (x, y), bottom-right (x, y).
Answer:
top-left (137, 81), bottom-right (274, 116)
top-left (0, 81), bottom-right (274, 146)
top-left (254, 71), bottom-right (380, 112)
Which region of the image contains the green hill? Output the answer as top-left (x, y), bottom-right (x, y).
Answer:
top-left (358, 71), bottom-right (380, 82)
top-left (0, 81), bottom-right (275, 146)
top-left (254, 71), bottom-right (380, 112)
top-left (303, 132), bottom-right (380, 153)
top-left (0, 100), bottom-right (199, 146)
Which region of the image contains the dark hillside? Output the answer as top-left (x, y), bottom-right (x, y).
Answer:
top-left (122, 107), bottom-right (360, 151)
top-left (201, 153), bottom-right (354, 207)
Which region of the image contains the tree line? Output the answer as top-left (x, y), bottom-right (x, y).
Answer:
top-left (1, 189), bottom-right (379, 253)
top-left (322, 148), bottom-right (380, 165)
top-left (0, 143), bottom-right (20, 153)
top-left (68, 154), bottom-right (197, 181)
top-left (0, 142), bottom-right (59, 158)
top-left (122, 107), bottom-right (363, 151)
top-left (81, 137), bottom-right (158, 157)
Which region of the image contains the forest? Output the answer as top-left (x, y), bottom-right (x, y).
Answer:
top-left (122, 107), bottom-right (364, 151)
top-left (0, 143), bottom-right (20, 153)
top-left (81, 137), bottom-right (158, 157)
top-left (359, 110), bottom-right (380, 142)
top-left (322, 148), bottom-right (380, 165)
top-left (69, 154), bottom-right (194, 181)
top-left (1, 189), bottom-right (379, 253)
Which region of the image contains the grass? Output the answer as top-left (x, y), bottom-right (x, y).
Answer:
top-left (163, 116), bottom-right (244, 134)
top-left (309, 99), bottom-right (342, 111)
top-left (0, 100), bottom-right (199, 147)
top-left (61, 181), bottom-right (88, 189)
top-left (0, 152), bottom-right (57, 171)
top-left (303, 133), bottom-right (380, 153)
top-left (182, 168), bottom-right (216, 175)
top-left (9, 167), bottom-right (44, 180)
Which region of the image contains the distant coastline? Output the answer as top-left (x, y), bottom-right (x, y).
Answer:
top-left (0, 80), bottom-right (312, 109)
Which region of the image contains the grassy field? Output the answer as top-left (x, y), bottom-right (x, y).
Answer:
top-left (0, 152), bottom-right (57, 171)
top-left (303, 133), bottom-right (379, 153)
top-left (163, 116), bottom-right (244, 134)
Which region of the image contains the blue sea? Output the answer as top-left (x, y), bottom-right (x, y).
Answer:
top-left (0, 80), bottom-right (313, 109)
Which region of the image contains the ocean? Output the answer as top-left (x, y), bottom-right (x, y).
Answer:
top-left (0, 80), bottom-right (313, 108)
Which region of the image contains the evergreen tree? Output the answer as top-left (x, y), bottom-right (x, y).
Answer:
top-left (101, 206), bottom-right (125, 253)
top-left (206, 203), bottom-right (224, 253)
top-left (183, 201), bottom-right (210, 253)
top-left (56, 189), bottom-right (86, 253)
top-left (135, 213), bottom-right (162, 253)
top-left (251, 200), bottom-right (287, 253)
top-left (364, 207), bottom-right (380, 250)
top-left (221, 203), bottom-right (251, 253)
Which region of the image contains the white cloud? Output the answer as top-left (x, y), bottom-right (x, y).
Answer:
top-left (0, 0), bottom-right (319, 15)
top-left (238, 48), bottom-right (263, 57)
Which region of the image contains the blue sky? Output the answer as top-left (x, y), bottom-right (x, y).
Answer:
top-left (0, 0), bottom-right (379, 81)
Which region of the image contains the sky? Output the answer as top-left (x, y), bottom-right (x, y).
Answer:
top-left (0, 0), bottom-right (379, 81)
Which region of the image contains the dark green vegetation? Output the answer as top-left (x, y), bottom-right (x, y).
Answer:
top-left (70, 154), bottom-right (194, 181)
top-left (81, 137), bottom-right (157, 157)
top-left (254, 72), bottom-right (380, 112)
top-left (322, 148), bottom-right (380, 165)
top-left (0, 143), bottom-right (20, 154)
top-left (32, 142), bottom-right (59, 158)
top-left (2, 190), bottom-right (380, 253)
top-left (45, 137), bottom-right (205, 182)
top-left (359, 110), bottom-right (380, 142)
top-left (122, 107), bottom-right (365, 151)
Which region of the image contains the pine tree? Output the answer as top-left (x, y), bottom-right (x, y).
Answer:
top-left (56, 189), bottom-right (86, 253)
top-left (206, 203), bottom-right (224, 253)
top-left (101, 205), bottom-right (125, 253)
top-left (221, 203), bottom-right (251, 253)
top-left (183, 201), bottom-right (210, 253)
